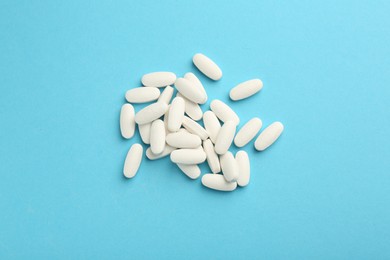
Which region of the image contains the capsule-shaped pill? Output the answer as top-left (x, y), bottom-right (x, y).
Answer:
top-left (177, 93), bottom-right (203, 121)
top-left (201, 174), bottom-right (237, 191)
top-left (210, 99), bottom-right (240, 125)
top-left (125, 87), bottom-right (160, 103)
top-left (236, 151), bottom-right (250, 187)
top-left (254, 122), bottom-right (284, 151)
top-left (141, 72), bottom-right (176, 87)
top-left (184, 72), bottom-right (207, 103)
top-left (120, 104), bottom-right (135, 139)
top-left (229, 79), bottom-right (263, 101)
top-left (135, 102), bottom-right (168, 125)
top-left (214, 121), bottom-right (236, 155)
top-left (220, 151), bottom-right (239, 182)
top-left (203, 139), bottom-right (221, 173)
top-left (203, 111), bottom-right (221, 144)
top-left (150, 119), bottom-right (165, 154)
top-left (168, 97), bottom-right (185, 132)
top-left (177, 164), bottom-right (201, 179)
top-left (158, 85), bottom-right (174, 104)
top-left (174, 78), bottom-right (207, 104)
top-left (234, 117), bottom-right (262, 147)
top-left (182, 116), bottom-right (209, 140)
top-left (192, 53), bottom-right (222, 81)
top-left (123, 143), bottom-right (143, 178)
top-left (138, 122), bottom-right (152, 144)
top-left (170, 147), bottom-right (206, 165)
top-left (146, 145), bottom-right (176, 160)
top-left (166, 132), bottom-right (201, 148)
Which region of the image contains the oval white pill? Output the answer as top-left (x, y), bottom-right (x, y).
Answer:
top-left (192, 53), bottom-right (222, 81)
top-left (135, 102), bottom-right (168, 125)
top-left (210, 99), bottom-right (240, 125)
top-left (158, 85), bottom-right (174, 104)
top-left (236, 151), bottom-right (250, 187)
top-left (203, 111), bottom-right (221, 144)
top-left (214, 121), bottom-right (236, 155)
top-left (203, 139), bottom-right (221, 173)
top-left (150, 119), bottom-right (165, 154)
top-left (182, 116), bottom-right (209, 140)
top-left (220, 151), bottom-right (239, 182)
top-left (254, 122), bottom-right (284, 151)
top-left (138, 122), bottom-right (151, 144)
top-left (177, 164), bottom-right (201, 179)
top-left (174, 78), bottom-right (206, 104)
top-left (229, 79), bottom-right (263, 101)
top-left (125, 87), bottom-right (160, 103)
top-left (166, 132), bottom-right (201, 148)
top-left (234, 117), bottom-right (262, 147)
top-left (167, 97), bottom-right (185, 132)
top-left (123, 143), bottom-right (143, 178)
top-left (201, 174), bottom-right (237, 191)
top-left (177, 93), bottom-right (203, 121)
top-left (141, 72), bottom-right (176, 87)
top-left (120, 104), bottom-right (135, 139)
top-left (170, 148), bottom-right (206, 164)
top-left (146, 145), bottom-right (176, 160)
top-left (184, 72), bottom-right (207, 103)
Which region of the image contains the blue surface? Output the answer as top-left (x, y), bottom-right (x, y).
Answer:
top-left (1, 0), bottom-right (389, 259)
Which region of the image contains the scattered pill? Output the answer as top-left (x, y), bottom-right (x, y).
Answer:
top-left (177, 164), bottom-right (201, 179)
top-left (182, 116), bottom-right (209, 140)
top-left (177, 93), bottom-right (203, 121)
top-left (146, 145), bottom-right (176, 160)
top-left (158, 85), bottom-right (174, 104)
top-left (170, 147), bottom-right (207, 165)
top-left (142, 72), bottom-right (176, 87)
top-left (150, 119), bottom-right (166, 154)
top-left (184, 72), bottom-right (207, 103)
top-left (214, 121), bottom-right (236, 155)
top-left (120, 104), bottom-right (135, 139)
top-left (210, 99), bottom-right (240, 125)
top-left (138, 122), bottom-right (151, 144)
top-left (167, 97), bottom-right (185, 132)
top-left (203, 139), bottom-right (221, 173)
top-left (220, 151), bottom-right (239, 182)
top-left (135, 101), bottom-right (168, 125)
top-left (234, 117), bottom-right (262, 147)
top-left (203, 111), bottom-right (221, 144)
top-left (125, 87), bottom-right (160, 103)
top-left (175, 78), bottom-right (207, 104)
top-left (166, 131), bottom-right (201, 149)
top-left (193, 53), bottom-right (222, 80)
top-left (236, 151), bottom-right (250, 187)
top-left (229, 79), bottom-right (263, 101)
top-left (123, 143), bottom-right (143, 178)
top-left (254, 122), bottom-right (284, 151)
top-left (201, 174), bottom-right (237, 191)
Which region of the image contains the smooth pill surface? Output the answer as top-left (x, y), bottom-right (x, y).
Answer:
top-left (170, 148), bottom-right (206, 164)
top-left (236, 151), bottom-right (250, 187)
top-left (135, 102), bottom-right (168, 125)
top-left (158, 85), bottom-right (174, 104)
top-left (174, 78), bottom-right (206, 104)
top-left (234, 117), bottom-right (262, 147)
top-left (177, 93), bottom-right (203, 121)
top-left (166, 132), bottom-right (201, 148)
top-left (138, 122), bottom-right (151, 144)
top-left (184, 72), bottom-right (207, 103)
top-left (201, 174), bottom-right (237, 191)
top-left (146, 145), bottom-right (176, 160)
top-left (120, 104), bottom-right (135, 139)
top-left (229, 79), bottom-right (263, 101)
top-left (214, 121), bottom-right (236, 155)
top-left (125, 87), bottom-right (160, 103)
top-left (182, 116), bottom-right (209, 140)
top-left (141, 72), bottom-right (176, 87)
top-left (192, 53), bottom-right (222, 81)
top-left (150, 120), bottom-right (166, 154)
top-left (220, 151), bottom-right (239, 182)
top-left (210, 99), bottom-right (240, 125)
top-left (203, 139), bottom-right (221, 173)
top-left (255, 122), bottom-right (284, 151)
top-left (177, 164), bottom-right (201, 179)
top-left (123, 143), bottom-right (143, 178)
top-left (167, 97), bottom-right (185, 132)
top-left (203, 111), bottom-right (221, 144)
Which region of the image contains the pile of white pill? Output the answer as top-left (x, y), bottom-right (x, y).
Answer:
top-left (120, 53), bottom-right (284, 191)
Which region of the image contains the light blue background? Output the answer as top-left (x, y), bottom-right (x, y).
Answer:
top-left (1, 0), bottom-right (389, 259)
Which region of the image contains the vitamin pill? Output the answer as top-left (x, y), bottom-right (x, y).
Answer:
top-left (177, 93), bottom-right (203, 121)
top-left (125, 87), bottom-right (160, 103)
top-left (135, 101), bottom-right (168, 125)
top-left (234, 117), bottom-right (262, 147)
top-left (184, 72), bottom-right (207, 103)
top-left (166, 132), bottom-right (201, 148)
top-left (201, 174), bottom-right (237, 191)
top-left (203, 139), bottom-right (221, 173)
top-left (192, 53), bottom-right (222, 81)
top-left (146, 145), bottom-right (176, 160)
top-left (150, 119), bottom-right (166, 154)
top-left (220, 151), bottom-right (239, 182)
top-left (177, 164), bottom-right (201, 179)
top-left (254, 122), bottom-right (284, 151)
top-left (203, 111), bottom-right (221, 144)
top-left (123, 143), bottom-right (143, 178)
top-left (182, 116), bottom-right (209, 140)
top-left (120, 104), bottom-right (135, 139)
top-left (236, 151), bottom-right (250, 187)
top-left (174, 78), bottom-right (207, 104)
top-left (138, 122), bottom-right (152, 144)
top-left (170, 147), bottom-right (206, 164)
top-left (214, 121), bottom-right (236, 155)
top-left (141, 72), bottom-right (176, 87)
top-left (167, 97), bottom-right (185, 132)
top-left (158, 85), bottom-right (174, 104)
top-left (210, 99), bottom-right (240, 125)
top-left (229, 79), bottom-right (263, 101)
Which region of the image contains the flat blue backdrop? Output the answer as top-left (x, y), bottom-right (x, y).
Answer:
top-left (1, 0), bottom-right (389, 259)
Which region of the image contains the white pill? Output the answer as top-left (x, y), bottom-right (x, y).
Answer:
top-left (177, 164), bottom-right (201, 179)
top-left (141, 72), bottom-right (176, 87)
top-left (203, 139), bottom-right (221, 173)
top-left (234, 117), bottom-right (262, 147)
top-left (192, 53), bottom-right (222, 81)
top-left (158, 85), bottom-right (174, 104)
top-left (236, 151), bottom-right (250, 187)
top-left (229, 79), bottom-right (263, 101)
top-left (146, 145), bottom-right (176, 160)
top-left (123, 143), bottom-right (143, 178)
top-left (182, 116), bottom-right (209, 140)
top-left (166, 132), bottom-right (201, 148)
top-left (135, 102), bottom-right (168, 125)
top-left (125, 87), bottom-right (160, 103)
top-left (214, 121), bottom-right (236, 155)
top-left (210, 99), bottom-right (240, 125)
top-left (177, 93), bottom-right (203, 121)
top-left (150, 119), bottom-right (165, 154)
top-left (201, 174), bottom-right (237, 191)
top-left (184, 72), bottom-right (207, 103)
top-left (170, 147), bottom-right (206, 164)
top-left (138, 122), bottom-right (151, 144)
top-left (203, 111), bottom-right (221, 144)
top-left (174, 78), bottom-right (207, 104)
top-left (167, 97), bottom-right (185, 132)
top-left (255, 122), bottom-right (284, 151)
top-left (220, 151), bottom-right (239, 182)
top-left (163, 104), bottom-right (171, 134)
top-left (120, 104), bottom-right (135, 139)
